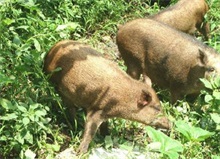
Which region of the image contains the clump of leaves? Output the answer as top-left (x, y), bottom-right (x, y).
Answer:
top-left (175, 120), bottom-right (215, 142)
top-left (196, 77), bottom-right (220, 155)
top-left (0, 0), bottom-right (75, 158)
top-left (0, 98), bottom-right (61, 158)
top-left (175, 120), bottom-right (216, 159)
top-left (146, 126), bottom-right (183, 159)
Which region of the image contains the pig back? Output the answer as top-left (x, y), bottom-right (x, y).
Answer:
top-left (117, 18), bottom-right (207, 88)
top-left (151, 0), bottom-right (208, 34)
top-left (44, 40), bottom-right (136, 109)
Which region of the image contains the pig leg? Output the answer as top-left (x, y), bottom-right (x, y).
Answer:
top-left (170, 86), bottom-right (184, 104)
top-left (99, 121), bottom-right (109, 136)
top-left (142, 72), bottom-right (152, 87)
top-left (125, 59), bottom-right (151, 86)
top-left (126, 62), bottom-right (142, 80)
top-left (141, 61), bottom-right (152, 86)
top-left (77, 110), bottom-right (106, 154)
top-left (197, 21), bottom-right (210, 41)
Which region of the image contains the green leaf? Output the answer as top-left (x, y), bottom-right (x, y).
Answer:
top-left (29, 103), bottom-right (40, 111)
top-left (35, 109), bottom-right (47, 117)
top-left (17, 105), bottom-right (27, 113)
top-left (210, 113), bottom-right (220, 124)
top-left (190, 127), bottom-right (215, 141)
top-left (13, 35), bottom-right (21, 45)
top-left (119, 144), bottom-right (133, 151)
top-left (0, 135), bottom-right (7, 142)
top-left (146, 126), bottom-right (183, 159)
top-left (0, 73), bottom-right (13, 85)
top-left (147, 142), bottom-right (161, 151)
top-left (37, 121), bottom-right (48, 130)
top-left (216, 125), bottom-right (220, 131)
top-left (104, 135), bottom-right (113, 149)
top-left (67, 22), bottom-right (79, 31)
top-left (15, 133), bottom-right (24, 144)
top-left (51, 143), bottom-right (60, 152)
top-left (24, 149), bottom-right (36, 159)
top-left (213, 91), bottom-right (220, 100)
top-left (214, 76), bottom-right (220, 87)
top-left (18, 0), bottom-right (36, 7)
top-left (0, 113), bottom-right (18, 120)
top-left (175, 120), bottom-right (191, 141)
top-left (24, 131), bottom-right (33, 144)
top-left (33, 39), bottom-right (41, 52)
top-left (163, 138), bottom-right (183, 153)
top-left (200, 78), bottom-right (213, 89)
top-left (175, 120), bottom-right (214, 142)
top-left (29, 115), bottom-right (35, 121)
top-left (164, 151), bottom-right (179, 159)
top-left (56, 22), bottom-right (79, 31)
top-left (17, 25), bottom-right (30, 31)
top-left (52, 67), bottom-right (62, 73)
top-left (22, 117), bottom-right (30, 126)
top-left (146, 126), bottom-right (166, 144)
top-left (56, 24), bottom-right (67, 31)
top-left (3, 18), bottom-right (15, 25)
top-left (0, 98), bottom-right (14, 110)
top-left (211, 155), bottom-right (220, 159)
top-left (204, 94), bottom-right (213, 103)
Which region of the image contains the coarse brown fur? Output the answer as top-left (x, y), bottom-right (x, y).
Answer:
top-left (43, 40), bottom-right (171, 154)
top-left (150, 0), bottom-right (209, 40)
top-left (116, 18), bottom-right (220, 103)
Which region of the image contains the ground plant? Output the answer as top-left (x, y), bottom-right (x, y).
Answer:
top-left (0, 0), bottom-right (219, 158)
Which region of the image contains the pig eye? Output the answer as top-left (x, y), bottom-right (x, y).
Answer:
top-left (207, 67), bottom-right (215, 72)
top-left (154, 105), bottom-right (161, 112)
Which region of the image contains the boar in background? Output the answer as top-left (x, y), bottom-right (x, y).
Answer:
top-left (117, 18), bottom-right (220, 103)
top-left (150, 0), bottom-right (210, 40)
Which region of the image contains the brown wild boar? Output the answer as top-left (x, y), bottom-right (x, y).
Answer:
top-left (43, 40), bottom-right (171, 154)
top-left (116, 18), bottom-right (220, 103)
top-left (150, 0), bottom-right (210, 40)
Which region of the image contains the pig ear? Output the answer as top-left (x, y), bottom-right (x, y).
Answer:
top-left (137, 90), bottom-right (152, 107)
top-left (198, 49), bottom-right (208, 65)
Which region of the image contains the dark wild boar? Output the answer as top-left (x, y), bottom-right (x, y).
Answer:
top-left (150, 0), bottom-right (209, 40)
top-left (43, 40), bottom-right (171, 154)
top-left (116, 18), bottom-right (220, 103)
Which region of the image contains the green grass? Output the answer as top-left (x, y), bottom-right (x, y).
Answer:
top-left (0, 0), bottom-right (220, 158)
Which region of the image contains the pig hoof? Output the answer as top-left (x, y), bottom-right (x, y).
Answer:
top-left (76, 145), bottom-right (88, 155)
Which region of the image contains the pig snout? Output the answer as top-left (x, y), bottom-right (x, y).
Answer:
top-left (142, 91), bottom-right (171, 130)
top-left (151, 116), bottom-right (172, 130)
top-left (206, 58), bottom-right (220, 79)
top-left (138, 92), bottom-right (171, 130)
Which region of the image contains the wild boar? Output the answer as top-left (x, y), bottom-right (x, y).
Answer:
top-left (150, 0), bottom-right (210, 40)
top-left (116, 18), bottom-right (220, 103)
top-left (43, 40), bottom-right (171, 154)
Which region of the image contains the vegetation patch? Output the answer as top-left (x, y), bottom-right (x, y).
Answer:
top-left (0, 0), bottom-right (219, 158)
